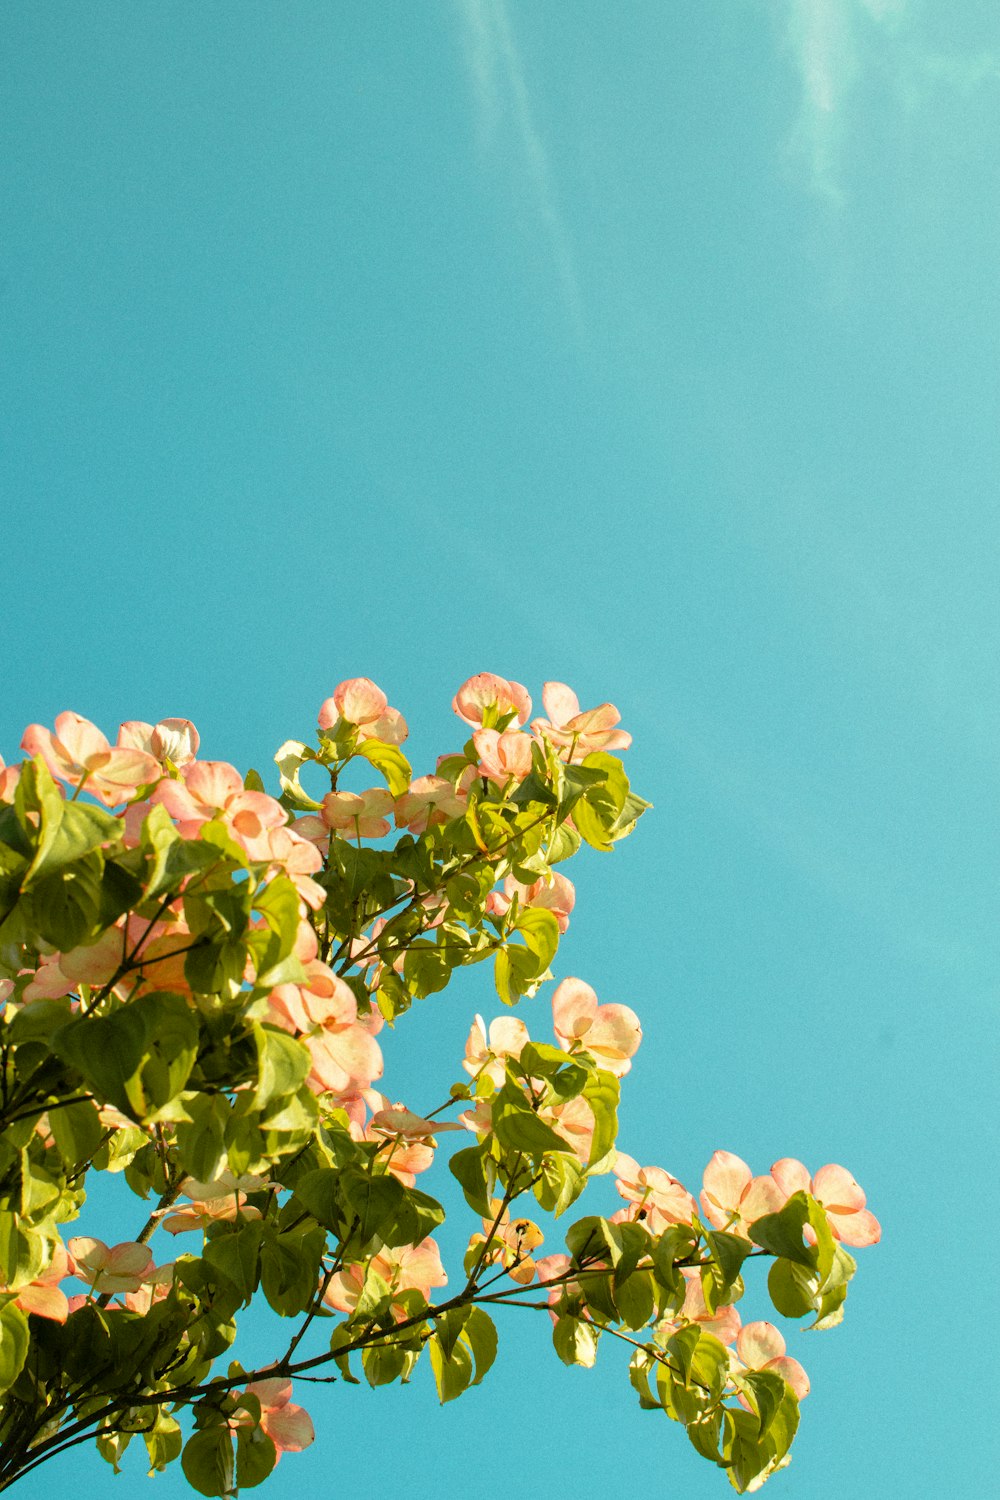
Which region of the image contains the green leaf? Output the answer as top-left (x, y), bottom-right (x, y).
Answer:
top-left (235, 1425), bottom-right (277, 1489)
top-left (569, 753), bottom-right (642, 851)
top-left (582, 1069), bottom-right (619, 1166)
top-left (22, 761), bottom-right (121, 885)
top-left (260, 1225), bottom-right (326, 1318)
top-left (55, 991), bottom-right (199, 1122)
top-left (724, 1409), bottom-right (772, 1493)
top-left (288, 1168), bottom-right (345, 1233)
top-left (608, 789), bottom-right (652, 840)
top-left (614, 1269), bottom-right (655, 1330)
top-left (97, 1430), bottom-right (132, 1473)
top-left (5, 996), bottom-right (75, 1044)
top-left (570, 796), bottom-right (615, 852)
top-left (766, 1258), bottom-right (818, 1319)
top-left (29, 853), bottom-right (104, 950)
top-left (685, 1408), bottom-right (726, 1466)
top-left (518, 1041), bottom-right (584, 1087)
top-left (143, 1415), bottom-right (183, 1475)
top-left (767, 1386), bottom-right (801, 1466)
top-left (565, 1215), bottom-right (620, 1267)
top-left (433, 1305), bottom-right (467, 1361)
top-left (547, 821), bottom-right (581, 863)
top-left (739, 1368), bottom-right (787, 1439)
top-left (139, 803), bottom-right (219, 899)
top-left (203, 1221), bottom-right (265, 1303)
top-left (429, 1327), bottom-right (474, 1402)
top-left (705, 1229), bottom-right (753, 1286)
top-left (98, 856), bottom-right (145, 927)
top-left (628, 1349), bottom-right (660, 1410)
top-left (492, 1083), bottom-right (569, 1160)
top-left (273, 741), bottom-right (322, 811)
top-left (749, 1191), bottom-right (835, 1276)
top-left (338, 1167), bottom-right (406, 1246)
top-left (252, 874), bottom-right (300, 957)
top-left (463, 1306), bottom-right (498, 1384)
top-left (493, 908), bottom-right (559, 1005)
top-left (181, 1425), bottom-right (236, 1499)
top-left (0, 1302), bottom-right (29, 1392)
top-left (722, 1386), bottom-right (800, 1493)
top-left (329, 1324), bottom-right (360, 1384)
top-left (449, 1145), bottom-right (492, 1216)
top-left (354, 740), bottom-right (412, 798)
top-left (362, 1340), bottom-right (409, 1387)
top-left (810, 1264), bottom-right (853, 1329)
top-left (403, 940), bottom-right (452, 998)
top-left (534, 1152), bottom-right (587, 1217)
top-left (659, 1327), bottom-right (730, 1426)
top-left (48, 1098), bottom-right (104, 1168)
top-left (176, 1094), bottom-right (229, 1182)
top-left (384, 1186), bottom-right (446, 1249)
top-left (253, 1026), bottom-right (310, 1110)
top-left (510, 769), bottom-right (559, 810)
top-left (514, 907), bottom-right (559, 968)
top-left (552, 1315), bottom-right (598, 1367)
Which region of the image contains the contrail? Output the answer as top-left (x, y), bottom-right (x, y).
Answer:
top-left (452, 0), bottom-right (585, 335)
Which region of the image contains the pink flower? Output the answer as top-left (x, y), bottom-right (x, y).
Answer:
top-left (268, 964), bottom-right (383, 1095)
top-left (699, 1151), bottom-right (783, 1236)
top-left (487, 872), bottom-right (576, 933)
top-left (532, 1253), bottom-right (587, 1328)
top-left (67, 1238), bottom-right (154, 1295)
top-left (321, 678), bottom-right (386, 726)
top-left (551, 977), bottom-right (642, 1077)
top-left (21, 923), bottom-right (128, 1002)
top-left (323, 1238), bottom-right (447, 1317)
top-left (367, 1101), bottom-right (464, 1140)
top-left (290, 814), bottom-right (329, 852)
top-left (539, 1093), bottom-right (598, 1163)
top-left (161, 1173), bottom-right (268, 1235)
top-left (236, 1380), bottom-right (314, 1457)
top-left (612, 1153), bottom-right (697, 1234)
top-left (22, 712), bottom-right (159, 806)
top-left (656, 1268), bottom-right (741, 1347)
top-left (531, 682), bottom-right (631, 759)
top-left (364, 1096), bottom-right (463, 1186)
top-left (731, 1321), bottom-right (810, 1404)
top-left (321, 788), bottom-right (393, 839)
top-left (472, 728), bottom-right (534, 786)
top-left (2, 1241), bottom-right (74, 1324)
top-left (452, 674), bottom-right (532, 730)
top-left (463, 1013), bottom-right (531, 1088)
top-left (117, 719), bottom-right (200, 767)
top-left (318, 679), bottom-right (407, 745)
top-left (394, 776), bottom-right (466, 833)
top-left (249, 824), bottom-right (326, 911)
top-left (770, 1159), bottom-right (881, 1248)
top-left (152, 761), bottom-right (286, 845)
top-left (0, 757), bottom-right (20, 802)
top-left (124, 1262), bottom-right (175, 1313)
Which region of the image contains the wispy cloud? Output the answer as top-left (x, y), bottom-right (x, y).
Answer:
top-left (775, 0), bottom-right (1000, 204)
top-left (452, 0), bottom-right (584, 333)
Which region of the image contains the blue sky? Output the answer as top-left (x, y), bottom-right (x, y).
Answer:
top-left (2, 3), bottom-right (997, 1495)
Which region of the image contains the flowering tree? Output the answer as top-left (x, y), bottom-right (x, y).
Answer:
top-left (0, 674), bottom-right (879, 1495)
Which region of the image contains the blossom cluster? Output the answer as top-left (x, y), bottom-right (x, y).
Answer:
top-left (0, 674), bottom-right (878, 1496)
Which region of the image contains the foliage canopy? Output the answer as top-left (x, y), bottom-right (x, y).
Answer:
top-left (0, 674), bottom-right (879, 1494)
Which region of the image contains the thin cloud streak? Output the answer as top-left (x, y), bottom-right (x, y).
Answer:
top-left (452, 0), bottom-right (584, 334)
top-left (782, 0), bottom-right (858, 205)
top-left (775, 0), bottom-right (1000, 204)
